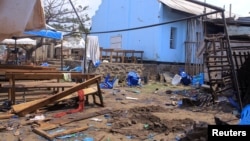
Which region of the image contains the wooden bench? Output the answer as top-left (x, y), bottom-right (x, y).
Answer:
top-left (1, 81), bottom-right (77, 102)
top-left (10, 75), bottom-right (103, 116)
top-left (0, 66), bottom-right (58, 82)
top-left (5, 72), bottom-right (97, 104)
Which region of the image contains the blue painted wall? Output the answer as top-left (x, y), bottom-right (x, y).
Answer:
top-left (91, 0), bottom-right (190, 63)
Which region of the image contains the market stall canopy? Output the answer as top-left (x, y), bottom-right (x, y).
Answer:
top-left (0, 38), bottom-right (37, 46)
top-left (55, 37), bottom-right (85, 48)
top-left (0, 0), bottom-right (46, 42)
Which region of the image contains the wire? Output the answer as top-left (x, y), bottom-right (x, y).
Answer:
top-left (58, 10), bottom-right (220, 35)
top-left (90, 10), bottom-right (220, 34)
top-left (68, 0), bottom-right (88, 34)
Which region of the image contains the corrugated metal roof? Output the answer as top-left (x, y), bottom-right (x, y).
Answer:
top-left (159, 0), bottom-right (238, 19)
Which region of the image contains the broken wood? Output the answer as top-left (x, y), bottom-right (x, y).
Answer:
top-left (98, 135), bottom-right (105, 141)
top-left (33, 128), bottom-right (53, 141)
top-left (35, 122), bottom-right (59, 131)
top-left (29, 108), bottom-right (111, 131)
top-left (31, 108), bottom-right (111, 140)
top-left (14, 75), bottom-right (101, 116)
top-left (33, 126), bottom-right (88, 141)
top-left (53, 108), bottom-right (111, 126)
top-left (0, 113), bottom-right (15, 119)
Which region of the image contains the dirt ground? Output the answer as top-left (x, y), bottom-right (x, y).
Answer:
top-left (0, 80), bottom-right (240, 141)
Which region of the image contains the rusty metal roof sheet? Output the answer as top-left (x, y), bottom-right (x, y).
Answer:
top-left (159, 0), bottom-right (239, 19)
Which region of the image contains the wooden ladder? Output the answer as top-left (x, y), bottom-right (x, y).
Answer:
top-left (204, 36), bottom-right (234, 101)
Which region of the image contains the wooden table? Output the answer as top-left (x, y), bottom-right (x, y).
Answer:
top-left (4, 72), bottom-right (97, 104)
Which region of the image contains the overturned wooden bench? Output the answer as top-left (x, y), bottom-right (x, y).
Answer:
top-left (11, 75), bottom-right (103, 116)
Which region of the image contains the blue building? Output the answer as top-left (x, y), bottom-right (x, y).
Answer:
top-left (90, 0), bottom-right (234, 63)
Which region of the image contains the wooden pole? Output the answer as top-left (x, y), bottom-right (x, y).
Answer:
top-left (61, 40), bottom-right (63, 71)
top-left (84, 34), bottom-right (88, 73)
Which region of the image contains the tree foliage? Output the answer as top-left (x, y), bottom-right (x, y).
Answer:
top-left (43, 0), bottom-right (90, 32)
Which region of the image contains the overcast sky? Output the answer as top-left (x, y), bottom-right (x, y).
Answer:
top-left (85, 0), bottom-right (250, 17)
top-left (199, 0), bottom-right (250, 16)
top-left (83, 0), bottom-right (102, 18)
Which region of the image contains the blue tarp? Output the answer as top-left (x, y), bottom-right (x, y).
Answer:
top-left (24, 29), bottom-right (63, 40)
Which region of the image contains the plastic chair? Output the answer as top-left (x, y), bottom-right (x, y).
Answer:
top-left (239, 104), bottom-right (250, 125)
top-left (70, 66), bottom-right (82, 72)
top-left (99, 74), bottom-right (117, 89)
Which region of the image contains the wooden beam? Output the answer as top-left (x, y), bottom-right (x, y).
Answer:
top-left (16, 75), bottom-right (101, 116)
top-left (0, 113), bottom-right (15, 119)
top-left (0, 65), bottom-right (56, 70)
top-left (11, 86), bottom-right (98, 114)
top-left (33, 128), bottom-right (54, 141)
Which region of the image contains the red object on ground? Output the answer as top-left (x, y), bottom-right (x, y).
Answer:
top-left (53, 90), bottom-right (85, 118)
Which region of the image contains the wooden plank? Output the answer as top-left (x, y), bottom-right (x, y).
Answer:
top-left (11, 85), bottom-right (98, 113)
top-left (57, 86), bottom-right (98, 101)
top-left (56, 109), bottom-right (111, 125)
top-left (0, 65), bottom-right (56, 70)
top-left (0, 69), bottom-right (59, 73)
top-left (12, 98), bottom-right (46, 113)
top-left (0, 113), bottom-right (15, 119)
top-left (0, 69), bottom-right (93, 74)
top-left (16, 75), bottom-right (101, 116)
top-left (37, 122), bottom-right (59, 131)
top-left (5, 72), bottom-right (96, 80)
top-left (2, 82), bottom-right (76, 89)
top-left (33, 128), bottom-right (54, 141)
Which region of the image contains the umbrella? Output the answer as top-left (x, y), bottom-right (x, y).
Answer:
top-left (23, 26), bottom-right (64, 69)
top-left (24, 29), bottom-right (63, 40)
top-left (55, 37), bottom-right (85, 48)
top-left (1, 38), bottom-right (36, 46)
top-left (0, 38), bottom-right (37, 64)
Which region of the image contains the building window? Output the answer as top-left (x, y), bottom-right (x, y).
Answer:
top-left (170, 27), bottom-right (177, 49)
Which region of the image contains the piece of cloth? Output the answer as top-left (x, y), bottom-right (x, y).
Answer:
top-left (0, 0), bottom-right (45, 41)
top-left (53, 90), bottom-right (85, 118)
top-left (63, 73), bottom-right (72, 82)
top-left (86, 36), bottom-right (100, 67)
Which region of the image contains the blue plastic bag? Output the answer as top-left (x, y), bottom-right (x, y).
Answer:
top-left (239, 104), bottom-right (250, 125)
top-left (126, 71), bottom-right (140, 86)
